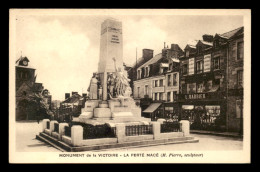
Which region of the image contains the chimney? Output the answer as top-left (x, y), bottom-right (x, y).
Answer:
top-left (164, 42), bottom-right (166, 49)
top-left (82, 93), bottom-right (87, 97)
top-left (142, 49), bottom-right (154, 62)
top-left (65, 93), bottom-right (70, 100)
top-left (202, 34), bottom-right (213, 42)
top-left (171, 44), bottom-right (179, 51)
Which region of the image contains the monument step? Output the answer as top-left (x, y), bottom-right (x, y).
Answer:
top-left (36, 132), bottom-right (199, 152)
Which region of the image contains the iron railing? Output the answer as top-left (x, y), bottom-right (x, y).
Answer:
top-left (125, 125), bottom-right (153, 136)
top-left (82, 124), bottom-right (116, 140)
top-left (160, 121), bottom-right (180, 133)
top-left (64, 126), bottom-right (71, 137)
top-left (46, 121), bottom-right (50, 129)
top-left (54, 123), bottom-right (59, 133)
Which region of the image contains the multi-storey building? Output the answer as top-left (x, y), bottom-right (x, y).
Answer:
top-left (133, 44), bottom-right (183, 121)
top-left (178, 27), bottom-right (244, 132)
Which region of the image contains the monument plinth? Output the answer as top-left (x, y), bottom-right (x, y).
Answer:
top-left (75, 18), bottom-right (151, 125)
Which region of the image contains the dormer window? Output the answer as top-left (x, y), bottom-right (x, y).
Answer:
top-left (214, 40), bottom-right (219, 48)
top-left (186, 50), bottom-right (189, 57)
top-left (197, 46), bottom-right (202, 54)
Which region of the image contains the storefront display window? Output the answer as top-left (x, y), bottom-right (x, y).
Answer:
top-left (187, 83), bottom-right (196, 94)
top-left (205, 105), bottom-right (220, 123)
top-left (197, 82), bottom-right (205, 93)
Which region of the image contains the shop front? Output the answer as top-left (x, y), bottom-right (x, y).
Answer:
top-left (178, 92), bottom-right (227, 132)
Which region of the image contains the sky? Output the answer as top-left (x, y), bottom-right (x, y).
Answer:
top-left (15, 14), bottom-right (243, 100)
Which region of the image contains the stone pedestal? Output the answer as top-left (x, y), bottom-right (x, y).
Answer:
top-left (116, 123), bottom-right (125, 143)
top-left (42, 119), bottom-right (50, 132)
top-left (71, 125), bottom-right (83, 146)
top-left (50, 120), bottom-right (58, 133)
top-left (94, 108), bottom-right (111, 118)
top-left (151, 122), bottom-right (161, 140)
top-left (59, 123), bottom-right (69, 140)
top-left (180, 120), bottom-right (190, 136)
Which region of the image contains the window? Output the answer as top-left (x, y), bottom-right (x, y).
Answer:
top-left (141, 68), bottom-right (145, 78)
top-left (214, 40), bottom-right (219, 48)
top-left (159, 93), bottom-right (163, 100)
top-left (169, 63), bottom-right (173, 71)
top-left (145, 85), bottom-right (148, 96)
top-left (197, 83), bottom-right (204, 93)
top-left (155, 80), bottom-right (158, 87)
top-left (137, 70), bottom-right (141, 79)
top-left (154, 93), bottom-right (158, 100)
top-left (167, 75), bottom-right (171, 86)
top-left (145, 67), bottom-right (149, 77)
top-left (186, 50), bottom-right (189, 57)
top-left (237, 42), bottom-right (244, 60)
top-left (181, 84), bottom-right (187, 94)
top-left (167, 92), bottom-right (171, 102)
top-left (159, 79), bottom-right (163, 87)
top-left (205, 80), bottom-right (213, 92)
top-left (196, 60), bottom-right (203, 73)
top-left (213, 57), bottom-right (220, 70)
top-left (173, 91), bottom-right (177, 101)
top-left (198, 46), bottom-right (202, 54)
top-left (137, 87), bottom-right (140, 98)
top-left (173, 73), bottom-right (177, 86)
top-left (237, 70), bottom-right (243, 88)
top-left (182, 64), bottom-right (188, 75)
top-left (236, 100), bottom-right (242, 118)
top-left (187, 83), bottom-right (196, 94)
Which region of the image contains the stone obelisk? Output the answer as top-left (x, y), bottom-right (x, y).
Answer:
top-left (98, 18), bottom-right (124, 100)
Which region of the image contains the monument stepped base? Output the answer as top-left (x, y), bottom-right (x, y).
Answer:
top-left (36, 132), bottom-right (199, 152)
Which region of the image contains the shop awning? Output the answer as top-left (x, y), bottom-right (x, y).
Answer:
top-left (143, 103), bottom-right (162, 113)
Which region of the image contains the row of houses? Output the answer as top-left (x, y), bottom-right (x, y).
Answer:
top-left (128, 26), bottom-right (244, 132)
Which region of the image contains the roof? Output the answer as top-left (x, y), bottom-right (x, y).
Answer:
top-left (62, 93), bottom-right (82, 104)
top-left (137, 53), bottom-right (162, 70)
top-left (200, 40), bottom-right (213, 46)
top-left (219, 26), bottom-right (243, 39)
top-left (143, 103), bottom-right (162, 113)
top-left (15, 56), bottom-right (35, 69)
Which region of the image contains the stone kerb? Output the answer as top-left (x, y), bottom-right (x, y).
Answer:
top-left (71, 125), bottom-right (83, 146)
top-left (42, 119), bottom-right (50, 132)
top-left (179, 120), bottom-right (190, 136)
top-left (151, 122), bottom-right (161, 140)
top-left (116, 123), bottom-right (126, 143)
top-left (50, 120), bottom-right (58, 135)
top-left (58, 123), bottom-right (69, 140)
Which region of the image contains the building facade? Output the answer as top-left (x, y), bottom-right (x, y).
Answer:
top-left (132, 44), bottom-right (183, 121)
top-left (15, 56), bottom-right (51, 120)
top-left (178, 27), bottom-right (244, 132)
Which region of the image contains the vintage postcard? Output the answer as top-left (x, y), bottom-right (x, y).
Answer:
top-left (9, 9), bottom-right (251, 163)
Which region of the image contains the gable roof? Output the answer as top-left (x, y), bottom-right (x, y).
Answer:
top-left (137, 53), bottom-right (162, 70)
top-left (15, 56), bottom-right (35, 69)
top-left (218, 26), bottom-right (244, 39)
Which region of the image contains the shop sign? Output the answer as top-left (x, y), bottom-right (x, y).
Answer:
top-left (185, 93), bottom-right (206, 100)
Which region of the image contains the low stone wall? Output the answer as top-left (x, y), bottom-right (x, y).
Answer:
top-left (52, 132), bottom-right (60, 140)
top-left (62, 135), bottom-right (72, 145)
top-left (41, 119), bottom-right (190, 147)
top-left (124, 135), bottom-right (153, 142)
top-left (82, 138), bottom-right (117, 146)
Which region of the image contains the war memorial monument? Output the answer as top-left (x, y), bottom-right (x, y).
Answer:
top-left (36, 18), bottom-right (198, 152)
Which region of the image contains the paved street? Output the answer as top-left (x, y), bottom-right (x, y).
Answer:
top-left (15, 121), bottom-right (59, 152)
top-left (15, 121), bottom-right (243, 152)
